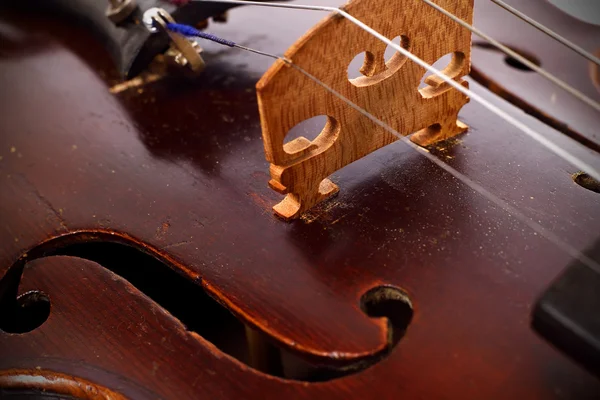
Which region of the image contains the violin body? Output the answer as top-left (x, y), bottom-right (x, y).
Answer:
top-left (1, 1), bottom-right (599, 399)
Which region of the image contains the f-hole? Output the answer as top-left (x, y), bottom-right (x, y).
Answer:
top-left (361, 285), bottom-right (413, 346)
top-left (419, 52), bottom-right (466, 98)
top-left (0, 291), bottom-right (50, 334)
top-left (0, 239), bottom-right (413, 383)
top-left (573, 172), bottom-right (600, 194)
top-left (277, 284), bottom-right (414, 381)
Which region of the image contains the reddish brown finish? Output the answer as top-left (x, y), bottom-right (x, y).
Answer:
top-left (471, 0), bottom-right (600, 149)
top-left (0, 369), bottom-right (128, 400)
top-left (1, 2), bottom-right (600, 399)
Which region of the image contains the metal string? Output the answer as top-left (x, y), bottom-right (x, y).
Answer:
top-left (193, 0), bottom-right (600, 182)
top-left (168, 22), bottom-right (600, 273)
top-left (284, 60), bottom-right (600, 274)
top-left (195, 0), bottom-right (600, 112)
top-left (419, 0), bottom-right (600, 112)
top-left (490, 0), bottom-right (600, 66)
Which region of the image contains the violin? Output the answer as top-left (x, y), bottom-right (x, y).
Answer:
top-left (0, 0), bottom-right (599, 398)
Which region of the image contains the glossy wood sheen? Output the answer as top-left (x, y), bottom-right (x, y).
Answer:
top-left (1, 3), bottom-right (600, 399)
top-left (471, 0), bottom-right (600, 148)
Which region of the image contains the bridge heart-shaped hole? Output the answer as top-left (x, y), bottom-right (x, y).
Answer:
top-left (283, 115), bottom-right (340, 155)
top-left (348, 51), bottom-right (377, 80)
top-left (419, 52), bottom-right (466, 98)
top-left (348, 35), bottom-right (411, 87)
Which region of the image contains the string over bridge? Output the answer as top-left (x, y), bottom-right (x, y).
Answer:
top-left (257, 0), bottom-right (473, 220)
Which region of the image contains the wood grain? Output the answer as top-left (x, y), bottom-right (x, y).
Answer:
top-left (257, 0), bottom-right (473, 219)
top-left (0, 3), bottom-right (600, 399)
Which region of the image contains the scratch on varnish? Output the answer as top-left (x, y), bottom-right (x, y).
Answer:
top-left (15, 173), bottom-right (68, 232)
top-left (248, 191), bottom-right (279, 217)
top-left (155, 221), bottom-right (171, 240)
top-left (330, 214), bottom-right (349, 225)
top-left (162, 240), bottom-right (192, 250)
top-left (151, 362), bottom-right (160, 376)
top-left (300, 198), bottom-right (347, 224)
top-left (428, 136), bottom-right (465, 161)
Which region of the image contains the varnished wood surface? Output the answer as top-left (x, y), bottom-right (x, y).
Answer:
top-left (471, 0), bottom-right (600, 150)
top-left (1, 2), bottom-right (600, 399)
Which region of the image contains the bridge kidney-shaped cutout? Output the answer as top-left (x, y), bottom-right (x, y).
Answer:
top-left (283, 115), bottom-right (341, 156)
top-left (419, 51), bottom-right (466, 98)
top-left (348, 35), bottom-right (411, 88)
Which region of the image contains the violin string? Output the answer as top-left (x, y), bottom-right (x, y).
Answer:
top-left (419, 0), bottom-right (600, 112)
top-left (284, 61), bottom-right (600, 274)
top-left (192, 0), bottom-right (600, 182)
top-left (195, 0), bottom-right (600, 113)
top-left (168, 23), bottom-right (600, 273)
top-left (490, 0), bottom-right (600, 66)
